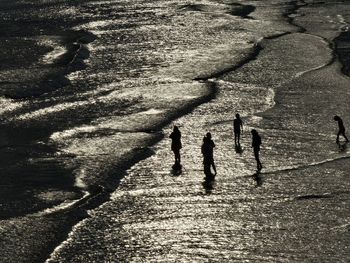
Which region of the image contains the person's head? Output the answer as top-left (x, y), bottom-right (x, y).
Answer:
top-left (334, 115), bottom-right (340, 121)
top-left (251, 129), bottom-right (258, 136)
top-left (173, 125), bottom-right (179, 132)
top-left (206, 132), bottom-right (212, 139)
top-left (235, 113), bottom-right (240, 119)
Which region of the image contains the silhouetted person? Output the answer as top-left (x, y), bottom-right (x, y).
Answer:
top-left (233, 113), bottom-right (243, 146)
top-left (201, 132), bottom-right (216, 179)
top-left (251, 129), bottom-right (262, 171)
top-left (334, 115), bottom-right (349, 143)
top-left (170, 126), bottom-right (182, 167)
top-left (201, 136), bottom-right (211, 178)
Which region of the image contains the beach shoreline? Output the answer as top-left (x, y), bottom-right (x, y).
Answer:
top-left (0, 0), bottom-right (262, 260)
top-left (49, 1), bottom-right (347, 262)
top-left (47, 1), bottom-right (350, 261)
top-left (1, 0), bottom-right (350, 262)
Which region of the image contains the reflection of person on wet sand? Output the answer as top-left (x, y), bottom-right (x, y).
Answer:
top-left (201, 132), bottom-right (217, 179)
top-left (169, 126), bottom-right (182, 168)
top-left (334, 115), bottom-right (349, 143)
top-left (252, 171), bottom-right (263, 187)
top-left (233, 113), bottom-right (243, 146)
top-left (251, 129), bottom-right (262, 171)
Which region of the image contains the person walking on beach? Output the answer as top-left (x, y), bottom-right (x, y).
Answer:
top-left (170, 126), bottom-right (182, 167)
top-left (233, 113), bottom-right (243, 146)
top-left (201, 132), bottom-right (217, 179)
top-left (251, 129), bottom-right (262, 171)
top-left (334, 115), bottom-right (349, 143)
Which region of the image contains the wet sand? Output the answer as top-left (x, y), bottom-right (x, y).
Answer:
top-left (0, 0), bottom-right (263, 261)
top-left (1, 0), bottom-right (350, 262)
top-left (46, 3), bottom-right (350, 262)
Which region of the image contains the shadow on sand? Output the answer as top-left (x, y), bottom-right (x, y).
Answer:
top-left (202, 171), bottom-right (216, 194)
top-left (337, 141), bottom-right (348, 152)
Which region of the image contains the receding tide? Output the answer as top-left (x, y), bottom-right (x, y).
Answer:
top-left (0, 0), bottom-right (349, 262)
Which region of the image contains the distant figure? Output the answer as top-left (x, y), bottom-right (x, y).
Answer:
top-left (233, 113), bottom-right (243, 146)
top-left (169, 126), bottom-right (182, 167)
top-left (251, 129), bottom-right (262, 171)
top-left (334, 115), bottom-right (349, 143)
top-left (201, 132), bottom-right (217, 179)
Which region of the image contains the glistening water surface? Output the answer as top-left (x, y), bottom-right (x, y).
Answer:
top-left (0, 0), bottom-right (349, 262)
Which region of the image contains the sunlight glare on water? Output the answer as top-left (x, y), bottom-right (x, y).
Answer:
top-left (0, 0), bottom-right (350, 262)
top-left (46, 1), bottom-right (350, 262)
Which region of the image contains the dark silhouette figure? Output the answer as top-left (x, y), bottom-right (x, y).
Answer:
top-left (334, 115), bottom-right (349, 143)
top-left (233, 113), bottom-right (243, 146)
top-left (170, 126), bottom-right (182, 169)
top-left (201, 132), bottom-right (217, 180)
top-left (251, 129), bottom-right (262, 171)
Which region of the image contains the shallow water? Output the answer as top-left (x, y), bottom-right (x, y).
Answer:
top-left (46, 1), bottom-right (350, 262)
top-left (1, 0), bottom-right (350, 262)
top-left (0, 0), bottom-right (294, 216)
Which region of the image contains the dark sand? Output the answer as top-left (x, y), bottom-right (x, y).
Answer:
top-left (1, 0), bottom-right (350, 262)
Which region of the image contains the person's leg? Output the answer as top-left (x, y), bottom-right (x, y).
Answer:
top-left (342, 131), bottom-right (349, 142)
top-left (234, 133), bottom-right (237, 145)
top-left (257, 158), bottom-right (262, 170)
top-left (237, 132), bottom-right (241, 145)
top-left (175, 150), bottom-right (181, 164)
top-left (173, 150), bottom-right (179, 164)
top-left (211, 161), bottom-right (217, 176)
top-left (337, 131), bottom-right (341, 143)
top-left (204, 161), bottom-right (211, 178)
top-left (254, 149), bottom-right (262, 170)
